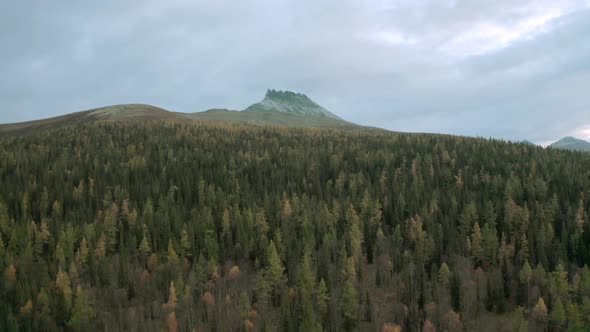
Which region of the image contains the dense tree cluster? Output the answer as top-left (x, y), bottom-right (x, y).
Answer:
top-left (0, 122), bottom-right (589, 331)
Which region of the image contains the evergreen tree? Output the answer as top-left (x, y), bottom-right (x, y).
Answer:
top-left (340, 280), bottom-right (358, 331)
top-left (471, 222), bottom-right (483, 266)
top-left (266, 240), bottom-right (285, 288)
top-left (68, 286), bottom-right (95, 330)
top-left (550, 298), bottom-right (565, 330)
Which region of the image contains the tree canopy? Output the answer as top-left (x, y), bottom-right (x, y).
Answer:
top-left (0, 121), bottom-right (589, 331)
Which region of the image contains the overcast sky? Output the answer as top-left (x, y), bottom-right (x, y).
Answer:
top-left (2, 0), bottom-right (590, 144)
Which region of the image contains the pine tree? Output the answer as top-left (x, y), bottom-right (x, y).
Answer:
top-left (532, 297), bottom-right (548, 330)
top-left (550, 298), bottom-right (565, 330)
top-left (256, 211), bottom-right (269, 238)
top-left (340, 280), bottom-right (358, 331)
top-left (55, 243), bottom-right (66, 268)
top-left (255, 270), bottom-right (271, 308)
top-left (317, 278), bottom-right (330, 322)
top-left (566, 301), bottom-right (582, 331)
top-left (39, 219), bottom-right (51, 245)
top-left (221, 209), bottom-right (232, 252)
top-left (346, 204), bottom-right (363, 266)
top-left (471, 222), bottom-right (483, 266)
top-left (68, 286), bottom-right (95, 330)
top-left (104, 204), bottom-right (118, 253)
top-left (139, 225), bottom-right (151, 255)
top-left (519, 260), bottom-right (533, 306)
top-left (180, 224), bottom-right (192, 257)
top-left (519, 261), bottom-right (532, 284)
top-left (19, 299), bottom-right (33, 317)
top-left (95, 233), bottom-right (107, 260)
top-left (266, 240), bottom-right (284, 288)
top-left (482, 223), bottom-right (498, 268)
top-left (550, 264), bottom-right (568, 301)
top-left (76, 238), bottom-right (89, 267)
top-left (282, 198), bottom-right (293, 221)
top-left (518, 233), bottom-right (529, 262)
top-left (460, 202), bottom-right (478, 244)
top-left (439, 263), bottom-right (452, 286)
top-left (299, 251), bottom-right (316, 331)
top-left (56, 268), bottom-right (73, 312)
top-left (167, 241), bottom-right (179, 265)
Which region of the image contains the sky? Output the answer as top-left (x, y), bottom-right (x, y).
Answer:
top-left (1, 0), bottom-right (590, 144)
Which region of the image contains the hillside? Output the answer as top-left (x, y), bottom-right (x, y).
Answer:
top-left (88, 104), bottom-right (187, 121)
top-left (187, 108), bottom-right (356, 128)
top-left (549, 136), bottom-right (590, 152)
top-left (0, 110), bottom-right (98, 134)
top-left (0, 104), bottom-right (187, 135)
top-left (1, 121), bottom-right (589, 331)
top-left (0, 91), bottom-right (358, 134)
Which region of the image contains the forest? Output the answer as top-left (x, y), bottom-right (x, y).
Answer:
top-left (0, 121), bottom-right (589, 331)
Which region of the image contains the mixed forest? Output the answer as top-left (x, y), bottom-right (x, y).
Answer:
top-left (0, 121), bottom-right (590, 331)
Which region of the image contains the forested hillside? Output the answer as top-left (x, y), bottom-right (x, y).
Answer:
top-left (1, 122), bottom-right (589, 331)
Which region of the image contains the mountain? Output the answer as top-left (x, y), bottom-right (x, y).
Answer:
top-left (518, 140), bottom-right (536, 146)
top-left (244, 89), bottom-right (341, 120)
top-left (186, 89), bottom-right (356, 128)
top-left (548, 136), bottom-right (590, 152)
top-left (0, 90), bottom-right (359, 134)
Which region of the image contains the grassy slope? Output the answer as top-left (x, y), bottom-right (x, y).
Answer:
top-left (89, 104), bottom-right (183, 120)
top-left (0, 110), bottom-right (98, 135)
top-left (0, 104), bottom-right (365, 135)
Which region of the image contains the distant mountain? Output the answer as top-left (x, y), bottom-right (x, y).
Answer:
top-left (186, 90), bottom-right (354, 128)
top-left (519, 140), bottom-right (537, 146)
top-left (548, 137), bottom-right (590, 152)
top-left (244, 89), bottom-right (341, 120)
top-left (0, 90), bottom-right (359, 134)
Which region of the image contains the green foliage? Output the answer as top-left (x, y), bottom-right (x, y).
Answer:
top-left (317, 278), bottom-right (330, 321)
top-left (68, 286), bottom-right (95, 330)
top-left (550, 298), bottom-right (565, 328)
top-left (519, 260), bottom-right (532, 284)
top-left (439, 263), bottom-right (452, 286)
top-left (340, 280), bottom-right (359, 331)
top-left (266, 240), bottom-right (285, 288)
top-left (0, 121), bottom-right (589, 330)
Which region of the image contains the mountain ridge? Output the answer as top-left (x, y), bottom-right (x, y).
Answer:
top-left (0, 90), bottom-right (358, 133)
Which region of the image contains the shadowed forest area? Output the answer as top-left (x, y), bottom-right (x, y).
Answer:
top-left (0, 122), bottom-right (589, 331)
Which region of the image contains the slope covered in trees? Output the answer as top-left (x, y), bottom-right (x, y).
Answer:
top-left (0, 122), bottom-right (589, 331)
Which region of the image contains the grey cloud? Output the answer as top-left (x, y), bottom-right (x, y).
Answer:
top-left (0, 0), bottom-right (589, 143)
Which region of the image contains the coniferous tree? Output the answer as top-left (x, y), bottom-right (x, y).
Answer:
top-left (68, 286), bottom-right (95, 330)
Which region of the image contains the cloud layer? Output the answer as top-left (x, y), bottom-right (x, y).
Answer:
top-left (1, 0), bottom-right (589, 143)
